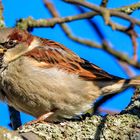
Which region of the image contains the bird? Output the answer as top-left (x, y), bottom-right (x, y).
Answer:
top-left (0, 28), bottom-right (139, 124)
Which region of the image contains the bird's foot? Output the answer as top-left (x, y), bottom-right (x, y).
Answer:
top-left (25, 112), bottom-right (54, 125)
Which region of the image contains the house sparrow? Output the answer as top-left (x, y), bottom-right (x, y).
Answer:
top-left (0, 28), bottom-right (139, 123)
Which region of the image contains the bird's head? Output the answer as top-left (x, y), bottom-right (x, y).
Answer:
top-left (0, 28), bottom-right (39, 66)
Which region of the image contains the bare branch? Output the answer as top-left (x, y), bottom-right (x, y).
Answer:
top-left (16, 12), bottom-right (97, 30)
top-left (115, 2), bottom-right (140, 14)
top-left (0, 0), bottom-right (5, 27)
top-left (64, 0), bottom-right (140, 26)
top-left (126, 24), bottom-right (138, 61)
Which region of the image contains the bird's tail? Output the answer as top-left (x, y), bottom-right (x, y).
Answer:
top-left (128, 75), bottom-right (140, 86)
top-left (100, 76), bottom-right (140, 96)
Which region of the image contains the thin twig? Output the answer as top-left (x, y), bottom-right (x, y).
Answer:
top-left (0, 0), bottom-right (4, 27)
top-left (64, 0), bottom-right (140, 26)
top-left (16, 12), bottom-right (97, 30)
top-left (115, 2), bottom-right (140, 14)
top-left (126, 24), bottom-right (138, 61)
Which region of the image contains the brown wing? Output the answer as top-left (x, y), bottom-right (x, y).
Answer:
top-left (25, 38), bottom-right (119, 80)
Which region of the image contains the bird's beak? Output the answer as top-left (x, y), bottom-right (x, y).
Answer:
top-left (0, 46), bottom-right (6, 54)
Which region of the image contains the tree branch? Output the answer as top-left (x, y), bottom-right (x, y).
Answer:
top-left (0, 0), bottom-right (4, 27)
top-left (115, 2), bottom-right (140, 14)
top-left (64, 0), bottom-right (140, 26)
top-left (16, 12), bottom-right (97, 30)
top-left (18, 114), bottom-right (140, 139)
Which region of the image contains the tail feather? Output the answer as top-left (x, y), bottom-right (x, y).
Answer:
top-left (100, 76), bottom-right (140, 96)
top-left (128, 75), bottom-right (140, 86)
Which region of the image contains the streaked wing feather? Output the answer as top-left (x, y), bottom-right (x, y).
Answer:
top-left (25, 38), bottom-right (119, 80)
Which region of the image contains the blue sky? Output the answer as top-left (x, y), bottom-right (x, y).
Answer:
top-left (0, 0), bottom-right (140, 128)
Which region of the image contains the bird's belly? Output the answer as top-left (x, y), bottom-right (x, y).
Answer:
top-left (1, 77), bottom-right (54, 117)
top-left (0, 58), bottom-right (100, 119)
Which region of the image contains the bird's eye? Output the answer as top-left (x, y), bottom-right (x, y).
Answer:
top-left (5, 40), bottom-right (18, 49)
